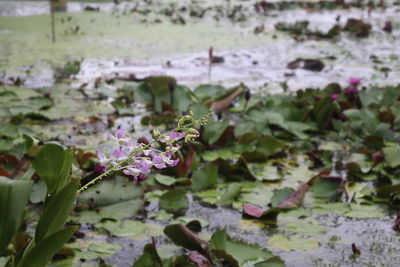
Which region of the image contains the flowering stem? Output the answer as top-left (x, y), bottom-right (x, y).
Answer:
top-left (77, 141), bottom-right (154, 194)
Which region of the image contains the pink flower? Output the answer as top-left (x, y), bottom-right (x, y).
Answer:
top-left (123, 167), bottom-right (140, 177)
top-left (135, 160), bottom-right (151, 174)
top-left (97, 149), bottom-right (107, 162)
top-left (345, 87), bottom-right (358, 95)
top-left (95, 163), bottom-right (108, 173)
top-left (169, 131), bottom-right (186, 141)
top-left (348, 78), bottom-right (361, 87)
top-left (171, 158), bottom-right (180, 166)
top-left (116, 129), bottom-right (126, 139)
top-left (112, 149), bottom-right (126, 159)
top-left (330, 94), bottom-right (339, 100)
top-left (152, 154), bottom-right (167, 169)
top-left (137, 174), bottom-right (147, 181)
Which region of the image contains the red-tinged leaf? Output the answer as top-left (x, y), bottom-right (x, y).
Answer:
top-left (278, 183), bottom-right (309, 209)
top-left (177, 147), bottom-right (196, 177)
top-left (0, 167), bottom-right (10, 177)
top-left (0, 154), bottom-right (19, 167)
top-left (243, 204), bottom-right (265, 218)
top-left (242, 204), bottom-right (281, 219)
top-left (188, 251), bottom-right (211, 267)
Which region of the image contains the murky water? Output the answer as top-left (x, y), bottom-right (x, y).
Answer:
top-left (1, 0), bottom-right (399, 91)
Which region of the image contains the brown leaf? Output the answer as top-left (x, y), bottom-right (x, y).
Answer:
top-left (278, 183), bottom-right (309, 209)
top-left (211, 86), bottom-right (245, 112)
top-left (243, 204), bottom-right (265, 218)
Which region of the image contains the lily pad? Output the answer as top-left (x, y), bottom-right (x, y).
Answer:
top-left (268, 235), bottom-right (319, 251)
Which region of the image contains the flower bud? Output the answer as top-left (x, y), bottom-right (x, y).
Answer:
top-left (178, 115), bottom-right (192, 128)
top-left (187, 128), bottom-right (200, 136)
top-left (185, 134), bottom-right (199, 142)
top-left (152, 129), bottom-right (161, 139)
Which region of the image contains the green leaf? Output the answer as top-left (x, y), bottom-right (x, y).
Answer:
top-left (271, 188), bottom-right (294, 208)
top-left (32, 144), bottom-right (73, 194)
top-left (99, 220), bottom-right (147, 238)
top-left (164, 224), bottom-right (206, 252)
top-left (191, 165), bottom-right (218, 191)
top-left (311, 177), bottom-right (341, 199)
top-left (17, 226), bottom-right (78, 267)
top-left (203, 120), bottom-right (229, 145)
top-left (73, 199), bottom-right (144, 224)
top-left (78, 176), bottom-right (142, 208)
top-left (210, 230), bottom-right (273, 267)
top-left (133, 243), bottom-right (162, 267)
top-left (154, 174), bottom-right (176, 186)
top-left (217, 183), bottom-right (242, 206)
top-left (383, 147), bottom-right (400, 168)
top-left (314, 96), bottom-right (335, 130)
top-left (247, 163), bottom-right (281, 181)
top-left (194, 84), bottom-right (226, 102)
top-left (0, 177), bottom-right (33, 255)
top-left (254, 256), bottom-right (286, 267)
top-left (268, 234), bottom-right (319, 251)
top-left (159, 189), bottom-right (188, 212)
top-left (344, 204), bottom-right (387, 219)
top-left (35, 180), bottom-right (79, 243)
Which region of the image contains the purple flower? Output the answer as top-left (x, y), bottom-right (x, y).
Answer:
top-left (348, 78), bottom-right (361, 87)
top-left (137, 174), bottom-right (147, 181)
top-left (97, 149), bottom-right (107, 162)
top-left (169, 131), bottom-right (186, 141)
top-left (116, 129), bottom-right (126, 139)
top-left (330, 94), bottom-right (339, 100)
top-left (123, 167), bottom-right (140, 177)
top-left (171, 158), bottom-right (180, 166)
top-left (95, 163), bottom-right (108, 173)
top-left (112, 149), bottom-right (126, 159)
top-left (135, 160), bottom-right (151, 174)
top-left (152, 154), bottom-right (167, 169)
top-left (345, 87), bottom-right (358, 95)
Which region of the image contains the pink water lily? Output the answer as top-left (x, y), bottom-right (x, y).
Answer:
top-left (348, 77), bottom-right (361, 87)
top-left (330, 94), bottom-right (339, 100)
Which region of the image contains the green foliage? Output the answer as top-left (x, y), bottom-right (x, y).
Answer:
top-left (132, 244), bottom-right (162, 267)
top-left (159, 189), bottom-right (189, 212)
top-left (191, 165), bottom-right (218, 191)
top-left (0, 177), bottom-right (32, 255)
top-left (16, 226), bottom-right (78, 267)
top-left (210, 230), bottom-right (273, 266)
top-left (32, 144), bottom-right (73, 195)
top-left (35, 180), bottom-right (79, 243)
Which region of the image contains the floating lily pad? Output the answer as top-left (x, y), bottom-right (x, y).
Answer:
top-left (268, 235), bottom-right (319, 251)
